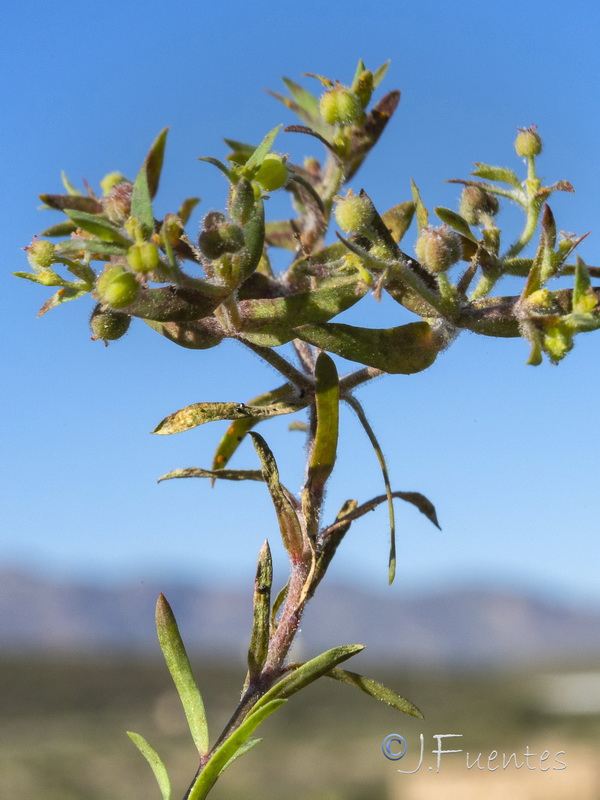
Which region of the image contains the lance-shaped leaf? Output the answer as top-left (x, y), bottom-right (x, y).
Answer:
top-left (434, 207), bottom-right (476, 242)
top-left (144, 319), bottom-right (224, 350)
top-left (283, 124), bottom-right (337, 156)
top-left (282, 77), bottom-right (320, 121)
top-left (39, 193), bottom-right (103, 214)
top-left (153, 398), bottom-right (304, 436)
top-left (323, 490), bottom-right (441, 534)
top-left (156, 594), bottom-right (209, 755)
top-left (381, 201), bottom-right (415, 243)
top-left (250, 432), bottom-right (305, 562)
top-left (127, 732), bottom-right (171, 800)
top-left (306, 353), bottom-right (339, 497)
top-left (158, 467), bottom-right (264, 483)
top-left (198, 156), bottom-right (233, 181)
top-left (252, 644), bottom-right (365, 714)
top-left (56, 237), bottom-right (129, 259)
top-left (141, 128), bottom-right (169, 199)
top-left (37, 286), bottom-right (90, 317)
top-left (248, 541), bottom-right (273, 679)
top-left (573, 256), bottom-right (596, 313)
top-left (243, 125), bottom-right (282, 176)
top-left (325, 669), bottom-right (423, 719)
top-left (471, 163), bottom-right (521, 188)
top-left (131, 155), bottom-right (155, 238)
top-left (64, 210), bottom-right (131, 245)
top-left (178, 197), bottom-right (201, 225)
top-left (410, 180), bottom-right (428, 232)
top-left (267, 88), bottom-right (328, 136)
top-left (308, 499), bottom-right (358, 600)
top-left (187, 700), bottom-right (285, 800)
top-left (294, 320), bottom-right (439, 375)
top-left (217, 737), bottom-right (262, 776)
top-left (121, 284), bottom-right (229, 323)
top-left (211, 384), bottom-right (299, 475)
top-left (40, 220), bottom-right (78, 237)
top-left (345, 395), bottom-right (396, 584)
top-left (239, 281), bottom-right (368, 347)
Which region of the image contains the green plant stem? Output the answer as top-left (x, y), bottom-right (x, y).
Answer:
top-left (339, 366), bottom-right (384, 393)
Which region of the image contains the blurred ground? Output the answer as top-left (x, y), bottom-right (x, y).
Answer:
top-left (2, 655), bottom-right (600, 799)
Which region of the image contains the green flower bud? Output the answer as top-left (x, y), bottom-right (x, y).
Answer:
top-left (459, 185), bottom-right (499, 225)
top-left (96, 265), bottom-right (139, 309)
top-left (100, 171), bottom-right (127, 195)
top-left (415, 226), bottom-right (462, 273)
top-left (352, 69), bottom-right (374, 108)
top-left (102, 181), bottom-right (133, 224)
top-left (254, 153), bottom-right (289, 192)
top-left (319, 86), bottom-right (362, 126)
top-left (515, 126), bottom-right (542, 158)
top-left (26, 239), bottom-right (56, 270)
top-left (126, 241), bottom-right (161, 274)
top-left (90, 304), bottom-right (131, 342)
top-left (334, 193), bottom-right (374, 234)
top-left (198, 217), bottom-right (245, 260)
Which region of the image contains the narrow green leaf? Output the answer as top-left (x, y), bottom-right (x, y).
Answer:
top-left (211, 385), bottom-right (297, 474)
top-left (224, 137), bottom-right (256, 162)
top-left (127, 732), bottom-right (172, 800)
top-left (64, 210), bottom-right (131, 245)
top-left (40, 193), bottom-right (104, 214)
top-left (372, 60), bottom-right (391, 87)
top-left (573, 256), bottom-right (595, 313)
top-left (237, 197), bottom-right (265, 282)
top-left (158, 467), bottom-right (264, 483)
top-left (307, 353), bottom-right (339, 493)
top-left (247, 541), bottom-right (273, 679)
top-left (267, 90), bottom-right (329, 136)
top-left (39, 220), bottom-right (78, 237)
top-left (143, 319), bottom-right (223, 351)
top-left (471, 163), bottom-right (521, 187)
top-left (56, 237), bottom-right (129, 259)
top-left (321, 490), bottom-right (441, 534)
top-left (156, 594), bottom-right (209, 755)
top-left (252, 644), bottom-right (365, 714)
top-left (37, 286), bottom-right (90, 317)
top-left (243, 125), bottom-right (282, 175)
top-left (178, 197), bottom-right (201, 225)
top-left (239, 281), bottom-right (369, 347)
top-left (351, 58), bottom-right (367, 87)
top-left (187, 700), bottom-right (285, 800)
top-left (122, 284), bottom-right (229, 323)
top-left (294, 320), bottom-right (439, 375)
top-left (503, 258), bottom-right (533, 277)
top-left (410, 180), bottom-right (428, 231)
top-left (326, 669), bottom-right (424, 719)
top-left (270, 581), bottom-right (289, 631)
top-left (345, 395), bottom-right (396, 584)
top-left (250, 432), bottom-right (305, 562)
top-left (381, 201), bottom-right (415, 243)
top-left (217, 737), bottom-right (262, 776)
top-left (434, 207), bottom-right (476, 242)
top-left (153, 399), bottom-right (304, 436)
top-left (131, 163), bottom-right (154, 238)
top-left (143, 128), bottom-right (169, 199)
top-left (61, 171), bottom-right (81, 195)
top-left (281, 77), bottom-right (320, 119)
top-left (198, 156), bottom-right (233, 180)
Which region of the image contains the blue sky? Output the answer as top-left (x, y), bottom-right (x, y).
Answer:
top-left (3, 0), bottom-right (600, 605)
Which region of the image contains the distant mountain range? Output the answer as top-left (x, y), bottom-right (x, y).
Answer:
top-left (2, 570), bottom-right (600, 667)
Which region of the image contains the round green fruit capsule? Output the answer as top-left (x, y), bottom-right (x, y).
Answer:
top-left (319, 87), bottom-right (362, 126)
top-left (96, 265), bottom-right (139, 309)
top-left (415, 226), bottom-right (462, 273)
top-left (90, 304), bottom-right (131, 341)
top-left (514, 126), bottom-right (542, 158)
top-left (254, 153), bottom-right (289, 192)
top-left (126, 241), bottom-right (161, 274)
top-left (459, 185), bottom-right (499, 225)
top-left (334, 194), bottom-right (374, 234)
top-left (26, 239), bottom-right (56, 270)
